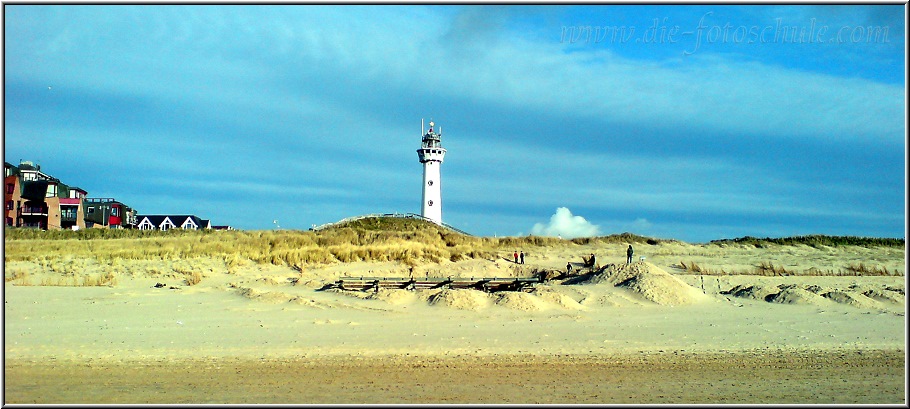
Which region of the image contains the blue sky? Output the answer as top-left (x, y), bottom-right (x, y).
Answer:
top-left (3, 5), bottom-right (906, 242)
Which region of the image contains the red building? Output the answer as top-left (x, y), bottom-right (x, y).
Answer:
top-left (4, 161), bottom-right (88, 230)
top-left (83, 198), bottom-right (138, 229)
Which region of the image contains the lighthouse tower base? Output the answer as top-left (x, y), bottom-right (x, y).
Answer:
top-left (421, 161), bottom-right (442, 224)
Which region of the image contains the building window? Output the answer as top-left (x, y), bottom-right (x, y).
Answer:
top-left (6, 200), bottom-right (13, 211)
top-left (6, 183), bottom-right (13, 194)
top-left (112, 207), bottom-right (119, 217)
top-left (88, 207), bottom-right (95, 214)
top-left (61, 207), bottom-right (77, 219)
top-left (428, 200), bottom-right (434, 206)
top-left (160, 219), bottom-right (175, 231)
top-left (6, 217), bottom-right (12, 226)
top-left (427, 180), bottom-right (434, 186)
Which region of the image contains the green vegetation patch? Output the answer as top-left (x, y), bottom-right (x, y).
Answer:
top-left (710, 235), bottom-right (904, 248)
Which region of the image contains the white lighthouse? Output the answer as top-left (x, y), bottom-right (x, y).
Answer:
top-left (417, 119), bottom-right (446, 224)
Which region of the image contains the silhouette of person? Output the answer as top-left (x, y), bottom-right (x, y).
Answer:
top-left (520, 251), bottom-right (525, 264)
top-left (627, 245), bottom-right (634, 264)
top-left (513, 251), bottom-right (518, 263)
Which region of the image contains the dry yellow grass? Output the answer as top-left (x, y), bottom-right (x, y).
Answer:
top-left (4, 219), bottom-right (903, 282)
top-left (675, 260), bottom-right (901, 277)
top-left (184, 271), bottom-right (203, 286)
top-left (5, 267), bottom-right (31, 286)
top-left (35, 272), bottom-right (117, 287)
top-left (3, 221), bottom-right (505, 268)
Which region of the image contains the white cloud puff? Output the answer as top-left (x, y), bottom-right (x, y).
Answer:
top-left (531, 207), bottom-right (601, 239)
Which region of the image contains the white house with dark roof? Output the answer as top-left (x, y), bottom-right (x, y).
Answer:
top-left (136, 215), bottom-right (210, 231)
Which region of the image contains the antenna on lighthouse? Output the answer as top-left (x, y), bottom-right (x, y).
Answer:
top-left (421, 118), bottom-right (424, 135)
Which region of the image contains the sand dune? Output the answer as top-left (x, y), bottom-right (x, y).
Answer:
top-left (581, 262), bottom-right (712, 305)
top-left (3, 238), bottom-right (906, 403)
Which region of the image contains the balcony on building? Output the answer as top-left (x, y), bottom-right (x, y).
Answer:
top-left (20, 205), bottom-right (48, 216)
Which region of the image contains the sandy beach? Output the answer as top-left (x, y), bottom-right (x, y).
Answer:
top-left (4, 1), bottom-right (905, 404)
top-left (3, 237), bottom-right (906, 404)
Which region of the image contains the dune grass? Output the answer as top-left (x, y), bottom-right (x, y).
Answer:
top-left (3, 221), bottom-right (670, 266)
top-left (184, 271), bottom-right (203, 286)
top-left (710, 235), bottom-right (904, 248)
top-left (38, 272), bottom-right (118, 287)
top-left (4, 220), bottom-right (903, 280)
top-left (4, 220), bottom-right (523, 267)
top-left (5, 266), bottom-right (31, 285)
top-left (675, 260), bottom-right (901, 277)
top-left (7, 271), bottom-right (118, 287)
top-left (844, 263), bottom-right (895, 276)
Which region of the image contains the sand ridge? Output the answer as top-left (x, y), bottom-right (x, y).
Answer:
top-left (723, 281), bottom-right (904, 311)
top-left (581, 261), bottom-right (713, 305)
top-left (248, 261), bottom-right (718, 311)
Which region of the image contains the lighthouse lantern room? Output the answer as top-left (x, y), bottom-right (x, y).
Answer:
top-left (417, 119), bottom-right (446, 224)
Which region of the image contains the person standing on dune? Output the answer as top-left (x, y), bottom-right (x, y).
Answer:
top-left (514, 251), bottom-right (519, 263)
top-left (520, 251), bottom-right (525, 264)
top-left (627, 245), bottom-right (634, 264)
